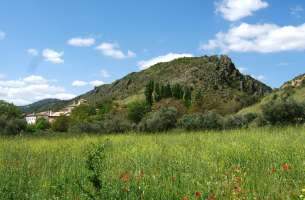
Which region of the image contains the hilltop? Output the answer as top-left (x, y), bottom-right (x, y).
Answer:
top-left (22, 55), bottom-right (272, 115)
top-left (239, 73), bottom-right (305, 114)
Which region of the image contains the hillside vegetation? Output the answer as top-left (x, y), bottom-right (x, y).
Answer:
top-left (22, 55), bottom-right (272, 115)
top-left (0, 127), bottom-right (304, 199)
top-left (239, 73), bottom-right (305, 115)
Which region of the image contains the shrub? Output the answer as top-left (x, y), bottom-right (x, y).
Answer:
top-left (69, 122), bottom-right (103, 134)
top-left (70, 104), bottom-right (97, 124)
top-left (223, 113), bottom-right (257, 129)
top-left (179, 112), bottom-right (223, 131)
top-left (262, 98), bottom-right (305, 125)
top-left (138, 107), bottom-right (178, 132)
top-left (127, 101), bottom-right (150, 124)
top-left (4, 119), bottom-right (27, 135)
top-left (102, 114), bottom-right (132, 133)
top-left (35, 117), bottom-right (50, 130)
top-left (52, 115), bottom-right (70, 132)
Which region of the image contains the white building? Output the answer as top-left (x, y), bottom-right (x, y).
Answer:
top-left (25, 113), bottom-right (37, 125)
top-left (25, 99), bottom-right (88, 124)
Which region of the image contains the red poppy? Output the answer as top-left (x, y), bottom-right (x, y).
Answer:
top-left (195, 191), bottom-right (202, 198)
top-left (282, 163), bottom-right (290, 171)
top-left (120, 172), bottom-right (130, 183)
top-left (271, 167), bottom-right (276, 174)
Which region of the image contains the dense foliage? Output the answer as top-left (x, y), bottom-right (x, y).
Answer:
top-left (0, 101), bottom-right (27, 135)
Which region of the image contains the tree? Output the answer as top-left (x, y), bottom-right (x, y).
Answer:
top-left (154, 82), bottom-right (161, 102)
top-left (52, 115), bottom-right (70, 132)
top-left (35, 117), bottom-right (50, 130)
top-left (164, 83), bottom-right (172, 98)
top-left (0, 100), bottom-right (22, 120)
top-left (172, 84), bottom-right (184, 99)
top-left (127, 101), bottom-right (150, 123)
top-left (183, 87), bottom-right (192, 107)
top-left (145, 80), bottom-right (155, 105)
top-left (70, 104), bottom-right (97, 124)
top-left (262, 98), bottom-right (305, 125)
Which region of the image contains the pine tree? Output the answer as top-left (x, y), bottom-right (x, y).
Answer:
top-left (145, 80), bottom-right (154, 105)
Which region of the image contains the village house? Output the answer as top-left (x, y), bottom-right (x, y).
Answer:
top-left (25, 99), bottom-right (87, 124)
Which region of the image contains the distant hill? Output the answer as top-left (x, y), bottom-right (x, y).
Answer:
top-left (239, 73), bottom-right (305, 115)
top-left (22, 55), bottom-right (272, 115)
top-left (20, 99), bottom-right (67, 114)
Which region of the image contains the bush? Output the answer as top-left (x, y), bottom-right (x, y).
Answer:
top-left (262, 98), bottom-right (305, 125)
top-left (138, 107), bottom-right (178, 132)
top-left (223, 113), bottom-right (257, 129)
top-left (102, 114), bottom-right (132, 133)
top-left (69, 122), bottom-right (103, 134)
top-left (179, 112), bottom-right (223, 131)
top-left (4, 119), bottom-right (27, 135)
top-left (35, 118), bottom-right (50, 130)
top-left (52, 115), bottom-right (70, 132)
top-left (127, 101), bottom-right (150, 124)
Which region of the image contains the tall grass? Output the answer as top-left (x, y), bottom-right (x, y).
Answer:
top-left (0, 127), bottom-right (304, 199)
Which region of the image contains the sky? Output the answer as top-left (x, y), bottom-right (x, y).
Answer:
top-left (0, 0), bottom-right (305, 105)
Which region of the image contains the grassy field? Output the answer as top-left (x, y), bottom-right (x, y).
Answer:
top-left (0, 127), bottom-right (305, 199)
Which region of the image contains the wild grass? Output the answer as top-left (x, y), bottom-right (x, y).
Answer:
top-left (0, 127), bottom-right (304, 199)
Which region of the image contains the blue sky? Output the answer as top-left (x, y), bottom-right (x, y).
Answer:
top-left (0, 0), bottom-right (305, 105)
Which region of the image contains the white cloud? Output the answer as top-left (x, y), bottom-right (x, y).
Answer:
top-left (0, 31), bottom-right (5, 40)
top-left (237, 67), bottom-right (248, 73)
top-left (138, 53), bottom-right (193, 70)
top-left (0, 75), bottom-right (75, 106)
top-left (72, 80), bottom-right (88, 87)
top-left (67, 37), bottom-right (95, 47)
top-left (290, 5), bottom-right (304, 18)
top-left (202, 23), bottom-right (305, 53)
top-left (253, 74), bottom-right (265, 81)
top-left (100, 69), bottom-right (110, 78)
top-left (90, 80), bottom-right (105, 87)
top-left (216, 0), bottom-right (268, 21)
top-left (96, 42), bottom-right (136, 59)
top-left (42, 49), bottom-right (64, 64)
top-left (27, 48), bottom-right (39, 56)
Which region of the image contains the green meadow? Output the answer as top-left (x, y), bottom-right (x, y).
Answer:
top-left (0, 127), bottom-right (305, 200)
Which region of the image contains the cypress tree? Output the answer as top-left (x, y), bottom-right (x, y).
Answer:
top-left (154, 82), bottom-right (161, 102)
top-left (165, 83), bottom-right (172, 98)
top-left (145, 80), bottom-right (154, 105)
top-left (183, 87), bottom-right (192, 107)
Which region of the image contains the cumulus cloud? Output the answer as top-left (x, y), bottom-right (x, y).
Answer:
top-left (237, 67), bottom-right (248, 73)
top-left (0, 74), bottom-right (6, 80)
top-left (138, 53), bottom-right (193, 70)
top-left (67, 37), bottom-right (95, 47)
top-left (0, 75), bottom-right (75, 106)
top-left (42, 49), bottom-right (64, 64)
top-left (96, 42), bottom-right (136, 59)
top-left (201, 23), bottom-right (305, 53)
top-left (100, 69), bottom-right (110, 78)
top-left (72, 80), bottom-right (88, 87)
top-left (89, 80), bottom-right (105, 87)
top-left (253, 74), bottom-right (266, 81)
top-left (216, 0), bottom-right (268, 21)
top-left (0, 31), bottom-right (5, 40)
top-left (27, 48), bottom-right (39, 56)
top-left (72, 80), bottom-right (105, 87)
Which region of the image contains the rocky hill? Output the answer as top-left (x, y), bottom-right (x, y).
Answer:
top-left (22, 55), bottom-right (272, 115)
